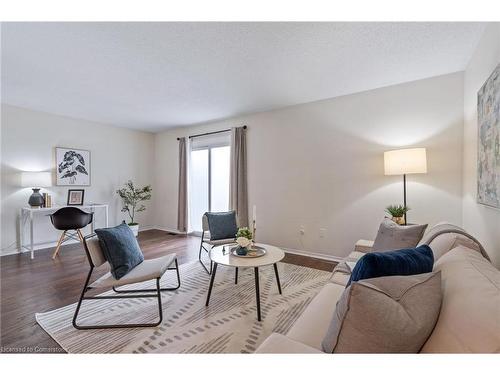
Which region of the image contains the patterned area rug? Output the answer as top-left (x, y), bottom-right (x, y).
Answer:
top-left (36, 260), bottom-right (330, 353)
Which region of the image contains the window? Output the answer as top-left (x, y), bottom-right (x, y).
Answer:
top-left (189, 132), bottom-right (231, 233)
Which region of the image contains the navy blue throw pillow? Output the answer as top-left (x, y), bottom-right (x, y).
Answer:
top-left (95, 222), bottom-right (144, 279)
top-left (347, 245), bottom-right (434, 286)
top-left (205, 211), bottom-right (238, 240)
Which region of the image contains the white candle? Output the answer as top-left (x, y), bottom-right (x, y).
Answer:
top-left (253, 205), bottom-right (256, 223)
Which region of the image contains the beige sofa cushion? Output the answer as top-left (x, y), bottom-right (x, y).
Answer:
top-left (329, 272), bottom-right (350, 286)
top-left (418, 222), bottom-right (489, 261)
top-left (329, 251), bottom-right (365, 286)
top-left (322, 272), bottom-right (442, 353)
top-left (354, 239), bottom-right (374, 253)
top-left (372, 218), bottom-right (427, 252)
top-left (426, 232), bottom-right (481, 260)
top-left (421, 246), bottom-right (500, 353)
top-left (348, 251), bottom-right (366, 260)
top-left (287, 282), bottom-right (345, 350)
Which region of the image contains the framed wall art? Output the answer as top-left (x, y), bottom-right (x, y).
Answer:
top-left (477, 63), bottom-right (500, 209)
top-left (55, 147), bottom-right (91, 186)
top-left (67, 189), bottom-right (85, 206)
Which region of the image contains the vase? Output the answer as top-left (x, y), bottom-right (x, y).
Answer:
top-left (236, 246), bottom-right (248, 256)
top-left (392, 216), bottom-right (405, 225)
top-left (128, 223), bottom-right (139, 237)
top-left (28, 188), bottom-right (45, 208)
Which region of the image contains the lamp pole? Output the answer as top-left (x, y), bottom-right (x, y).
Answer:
top-left (403, 173), bottom-right (407, 225)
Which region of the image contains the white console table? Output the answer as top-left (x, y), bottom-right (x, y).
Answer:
top-left (19, 204), bottom-right (109, 259)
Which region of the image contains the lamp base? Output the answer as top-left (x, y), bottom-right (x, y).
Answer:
top-left (28, 188), bottom-right (45, 208)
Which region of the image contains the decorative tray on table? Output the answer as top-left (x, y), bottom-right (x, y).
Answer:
top-left (229, 245), bottom-right (267, 258)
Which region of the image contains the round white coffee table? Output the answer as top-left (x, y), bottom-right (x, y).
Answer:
top-left (205, 243), bottom-right (285, 321)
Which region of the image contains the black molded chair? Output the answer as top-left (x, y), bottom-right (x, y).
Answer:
top-left (50, 207), bottom-right (93, 259)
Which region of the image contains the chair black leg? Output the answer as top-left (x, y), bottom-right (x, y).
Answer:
top-left (198, 232), bottom-right (213, 275)
top-left (199, 247), bottom-right (212, 275)
top-left (72, 266), bottom-right (93, 329)
top-left (174, 258), bottom-right (181, 288)
top-left (156, 277), bottom-right (163, 324)
top-left (73, 271), bottom-right (165, 329)
top-left (235, 267), bottom-right (238, 284)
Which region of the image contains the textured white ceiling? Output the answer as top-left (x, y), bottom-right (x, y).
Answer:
top-left (1, 22), bottom-right (486, 132)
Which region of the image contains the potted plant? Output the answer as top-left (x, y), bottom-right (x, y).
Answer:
top-left (116, 180), bottom-right (152, 236)
top-left (235, 227), bottom-right (253, 255)
top-left (385, 204), bottom-right (410, 225)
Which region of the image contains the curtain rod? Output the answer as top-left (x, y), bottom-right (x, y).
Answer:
top-left (177, 125), bottom-right (247, 141)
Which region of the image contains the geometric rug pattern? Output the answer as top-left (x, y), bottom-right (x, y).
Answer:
top-left (36, 260), bottom-right (330, 353)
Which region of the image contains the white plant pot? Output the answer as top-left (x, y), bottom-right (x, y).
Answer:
top-left (128, 223), bottom-right (139, 237)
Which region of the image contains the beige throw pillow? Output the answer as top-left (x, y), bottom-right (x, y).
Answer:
top-left (372, 218), bottom-right (428, 252)
top-left (321, 272), bottom-right (442, 353)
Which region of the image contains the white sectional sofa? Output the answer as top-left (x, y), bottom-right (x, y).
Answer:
top-left (256, 223), bottom-right (500, 353)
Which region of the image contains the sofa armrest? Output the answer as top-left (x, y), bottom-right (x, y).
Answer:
top-left (255, 333), bottom-right (324, 354)
top-left (355, 239), bottom-right (374, 253)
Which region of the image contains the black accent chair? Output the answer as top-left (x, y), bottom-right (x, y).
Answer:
top-left (49, 207), bottom-right (93, 259)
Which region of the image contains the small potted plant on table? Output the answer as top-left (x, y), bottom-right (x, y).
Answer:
top-left (116, 180), bottom-right (152, 236)
top-left (385, 204), bottom-right (410, 225)
top-left (235, 227), bottom-right (253, 256)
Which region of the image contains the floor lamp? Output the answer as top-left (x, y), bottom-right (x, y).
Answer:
top-left (384, 148), bottom-right (427, 225)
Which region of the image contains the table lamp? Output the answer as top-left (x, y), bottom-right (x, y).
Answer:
top-left (21, 171), bottom-right (52, 207)
top-left (384, 148), bottom-right (427, 224)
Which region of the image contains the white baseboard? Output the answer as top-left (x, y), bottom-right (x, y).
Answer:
top-left (2, 247), bottom-right (27, 257)
top-left (281, 247), bottom-right (344, 263)
top-left (138, 225), bottom-right (155, 232)
top-left (154, 227), bottom-right (342, 262)
top-left (1, 226), bottom-right (342, 263)
top-left (152, 226), bottom-right (188, 235)
top-left (1, 238), bottom-right (81, 257)
top-left (1, 224), bottom-right (157, 257)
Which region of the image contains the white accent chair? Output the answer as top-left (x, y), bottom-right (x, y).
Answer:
top-left (72, 234), bottom-right (181, 330)
top-left (198, 213), bottom-right (237, 274)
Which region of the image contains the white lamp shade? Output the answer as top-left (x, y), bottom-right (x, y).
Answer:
top-left (21, 172), bottom-right (52, 188)
top-left (384, 148), bottom-right (427, 175)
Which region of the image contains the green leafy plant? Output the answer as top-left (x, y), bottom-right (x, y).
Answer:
top-left (116, 180), bottom-right (152, 225)
top-left (236, 227), bottom-right (253, 240)
top-left (385, 204), bottom-right (410, 218)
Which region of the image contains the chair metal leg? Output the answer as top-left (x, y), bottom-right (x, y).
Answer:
top-left (72, 266), bottom-right (94, 329)
top-left (235, 267), bottom-right (238, 284)
top-left (52, 231), bottom-right (67, 259)
top-left (113, 258), bottom-right (181, 293)
top-left (73, 267), bottom-right (164, 329)
top-left (198, 232), bottom-right (213, 275)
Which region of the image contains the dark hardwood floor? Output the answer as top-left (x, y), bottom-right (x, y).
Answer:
top-left (0, 230), bottom-right (336, 353)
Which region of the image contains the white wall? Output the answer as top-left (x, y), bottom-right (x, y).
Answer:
top-left (155, 73), bottom-right (465, 260)
top-left (1, 105), bottom-right (155, 255)
top-left (463, 24), bottom-right (500, 268)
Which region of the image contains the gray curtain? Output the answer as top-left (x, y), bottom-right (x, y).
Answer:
top-left (177, 137), bottom-right (188, 232)
top-left (229, 127), bottom-right (248, 227)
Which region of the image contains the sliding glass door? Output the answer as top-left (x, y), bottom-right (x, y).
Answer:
top-left (189, 133), bottom-right (231, 233)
